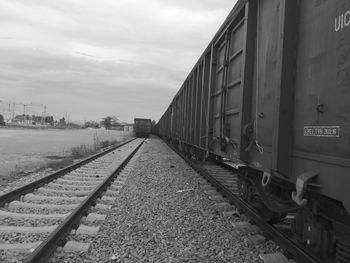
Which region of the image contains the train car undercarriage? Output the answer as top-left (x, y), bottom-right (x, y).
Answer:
top-left (171, 138), bottom-right (350, 263)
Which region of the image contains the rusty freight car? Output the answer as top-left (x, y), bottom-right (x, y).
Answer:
top-left (157, 0), bottom-right (350, 262)
top-left (134, 118), bottom-right (152, 138)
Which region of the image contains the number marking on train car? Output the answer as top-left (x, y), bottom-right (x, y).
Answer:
top-left (304, 126), bottom-right (340, 137)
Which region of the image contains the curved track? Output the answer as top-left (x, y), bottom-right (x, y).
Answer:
top-left (0, 138), bottom-right (144, 263)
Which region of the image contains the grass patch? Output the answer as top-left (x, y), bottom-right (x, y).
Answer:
top-left (0, 132), bottom-right (133, 190)
top-left (70, 145), bottom-right (96, 159)
top-left (69, 136), bottom-right (130, 160)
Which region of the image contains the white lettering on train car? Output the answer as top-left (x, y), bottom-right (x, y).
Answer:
top-left (335, 11), bottom-right (350, 32)
top-left (304, 126), bottom-right (340, 137)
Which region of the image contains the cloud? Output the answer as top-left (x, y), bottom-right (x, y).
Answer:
top-left (0, 0), bottom-right (237, 122)
top-left (0, 48), bottom-right (182, 121)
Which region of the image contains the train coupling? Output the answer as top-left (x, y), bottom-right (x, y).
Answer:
top-left (291, 171), bottom-right (318, 206)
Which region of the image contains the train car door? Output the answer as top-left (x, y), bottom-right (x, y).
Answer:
top-left (210, 3), bottom-right (256, 161)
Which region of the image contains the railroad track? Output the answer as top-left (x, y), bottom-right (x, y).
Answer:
top-left (170, 146), bottom-right (321, 263)
top-left (0, 138), bottom-right (144, 263)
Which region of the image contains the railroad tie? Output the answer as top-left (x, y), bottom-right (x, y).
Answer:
top-left (22, 193), bottom-right (86, 203)
top-left (0, 209), bottom-right (68, 220)
top-left (0, 241), bottom-right (42, 252)
top-left (63, 241), bottom-right (90, 253)
top-left (259, 253), bottom-right (292, 263)
top-left (75, 225), bottom-right (100, 236)
top-left (8, 200), bottom-right (78, 211)
top-left (0, 225), bottom-right (58, 233)
top-left (84, 213), bottom-right (106, 223)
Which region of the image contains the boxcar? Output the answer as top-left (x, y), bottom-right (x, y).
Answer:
top-left (134, 118), bottom-right (152, 138)
top-left (157, 0), bottom-right (350, 262)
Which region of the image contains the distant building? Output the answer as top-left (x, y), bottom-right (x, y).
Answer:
top-left (11, 114), bottom-right (54, 126)
top-left (124, 124), bottom-right (134, 132)
top-left (106, 123), bottom-right (134, 131)
top-left (84, 120), bottom-right (100, 129)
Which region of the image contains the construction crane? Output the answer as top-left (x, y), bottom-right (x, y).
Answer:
top-left (0, 100), bottom-right (47, 123)
top-left (0, 100), bottom-right (13, 121)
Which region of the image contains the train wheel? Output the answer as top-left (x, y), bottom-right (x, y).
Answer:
top-left (293, 210), bottom-right (336, 261)
top-left (238, 175), bottom-right (284, 223)
top-left (238, 178), bottom-right (250, 201)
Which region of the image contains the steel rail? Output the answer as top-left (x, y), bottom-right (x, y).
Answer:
top-left (24, 139), bottom-right (144, 263)
top-left (0, 138), bottom-right (136, 207)
top-left (169, 145), bottom-right (320, 263)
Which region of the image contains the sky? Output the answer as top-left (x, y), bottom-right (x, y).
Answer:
top-left (0, 0), bottom-right (237, 123)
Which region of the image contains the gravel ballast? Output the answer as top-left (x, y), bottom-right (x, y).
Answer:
top-left (0, 140), bottom-right (143, 262)
top-left (54, 138), bottom-right (280, 263)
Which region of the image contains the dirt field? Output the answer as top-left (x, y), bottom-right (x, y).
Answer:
top-left (0, 128), bottom-right (132, 187)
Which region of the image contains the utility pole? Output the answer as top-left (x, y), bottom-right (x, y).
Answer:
top-left (42, 105), bottom-right (47, 124)
top-left (12, 102), bottom-right (15, 120)
top-left (9, 102), bottom-right (12, 120)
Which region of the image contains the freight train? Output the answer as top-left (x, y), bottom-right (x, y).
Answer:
top-left (157, 0), bottom-right (350, 262)
top-left (134, 118), bottom-right (152, 137)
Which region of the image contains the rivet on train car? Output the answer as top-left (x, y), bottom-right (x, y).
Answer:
top-left (316, 104), bottom-right (325, 114)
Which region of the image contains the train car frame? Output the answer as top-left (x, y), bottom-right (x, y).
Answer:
top-left (134, 118), bottom-right (152, 138)
top-left (157, 0), bottom-right (350, 262)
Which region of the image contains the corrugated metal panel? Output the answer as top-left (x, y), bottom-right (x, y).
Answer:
top-left (185, 82), bottom-right (190, 142)
top-left (190, 73), bottom-right (196, 144)
top-left (200, 53), bottom-right (211, 149)
top-left (195, 62), bottom-right (203, 147)
top-left (211, 8), bottom-right (246, 159)
top-left (246, 0), bottom-right (283, 173)
top-left (294, 0), bottom-right (350, 159)
top-left (290, 0), bottom-right (350, 206)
